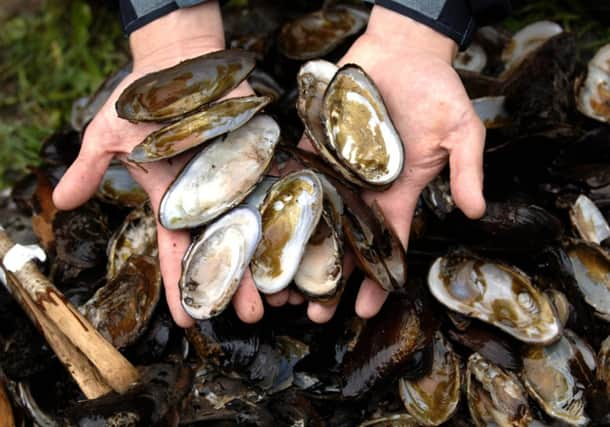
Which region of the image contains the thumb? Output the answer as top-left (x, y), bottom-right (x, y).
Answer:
top-left (52, 132), bottom-right (113, 210)
top-left (445, 117), bottom-right (486, 219)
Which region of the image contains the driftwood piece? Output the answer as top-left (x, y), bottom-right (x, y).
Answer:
top-left (0, 228), bottom-right (139, 397)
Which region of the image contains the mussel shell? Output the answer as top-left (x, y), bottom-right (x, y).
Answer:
top-left (322, 64), bottom-right (404, 187)
top-left (251, 170), bottom-right (324, 294)
top-left (180, 206), bottom-right (262, 320)
top-left (576, 44), bottom-right (610, 123)
top-left (522, 335), bottom-right (590, 426)
top-left (466, 353), bottom-right (532, 427)
top-left (296, 60), bottom-right (369, 188)
top-left (501, 20), bottom-right (563, 75)
top-left (277, 6), bottom-right (367, 60)
top-left (96, 162), bottom-right (148, 207)
top-left (570, 194), bottom-right (610, 244)
top-left (598, 335), bottom-right (610, 390)
top-left (398, 332), bottom-right (461, 426)
top-left (128, 95), bottom-right (271, 162)
top-left (453, 42), bottom-right (487, 73)
top-left (294, 209), bottom-right (343, 300)
top-left (79, 255), bottom-right (161, 348)
top-left (106, 204), bottom-right (157, 279)
top-left (243, 175), bottom-right (279, 211)
top-left (340, 296), bottom-right (436, 398)
top-left (472, 96), bottom-right (511, 129)
top-left (564, 239), bottom-right (610, 321)
top-left (159, 114), bottom-right (280, 229)
top-left (116, 49), bottom-right (256, 122)
top-left (428, 253), bottom-right (562, 344)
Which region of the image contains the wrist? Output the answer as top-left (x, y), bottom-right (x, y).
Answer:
top-left (130, 1), bottom-right (225, 72)
top-left (365, 5), bottom-right (458, 63)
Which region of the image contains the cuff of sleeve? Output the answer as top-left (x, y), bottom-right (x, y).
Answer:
top-left (120, 0), bottom-right (208, 35)
top-left (373, 0), bottom-right (477, 50)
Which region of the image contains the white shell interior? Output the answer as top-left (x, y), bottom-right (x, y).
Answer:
top-left (472, 96), bottom-right (510, 129)
top-left (453, 43), bottom-right (488, 73)
top-left (570, 194), bottom-right (610, 244)
top-left (159, 115), bottom-right (280, 229)
top-left (428, 256), bottom-right (561, 343)
top-left (576, 44), bottom-right (610, 123)
top-left (180, 206), bottom-right (262, 319)
top-left (251, 170), bottom-right (323, 294)
top-left (323, 66), bottom-right (404, 186)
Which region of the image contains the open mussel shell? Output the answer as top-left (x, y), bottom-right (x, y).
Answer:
top-left (159, 114), bottom-right (280, 229)
top-left (106, 204), bottom-right (157, 279)
top-left (453, 42), bottom-right (487, 73)
top-left (116, 49), bottom-right (256, 122)
top-left (472, 96), bottom-right (511, 129)
top-left (564, 239), bottom-right (610, 321)
top-left (322, 64), bottom-right (404, 187)
top-left (251, 170), bottom-right (324, 294)
top-left (501, 20), bottom-right (563, 76)
top-left (277, 6), bottom-right (367, 60)
top-left (180, 206), bottom-right (262, 320)
top-left (96, 162), bottom-right (148, 207)
top-left (576, 44), bottom-right (610, 123)
top-left (599, 336), bottom-right (610, 389)
top-left (128, 95), bottom-right (271, 163)
top-left (522, 334), bottom-right (591, 426)
top-left (428, 253), bottom-right (562, 344)
top-left (398, 332), bottom-right (461, 426)
top-left (466, 353), bottom-right (532, 427)
top-left (569, 194), bottom-right (610, 244)
top-left (294, 208), bottom-right (343, 300)
top-left (296, 60), bottom-right (369, 188)
top-left (79, 254), bottom-right (161, 348)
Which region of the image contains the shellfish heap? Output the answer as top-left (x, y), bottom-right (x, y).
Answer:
top-left (2, 3), bottom-right (610, 425)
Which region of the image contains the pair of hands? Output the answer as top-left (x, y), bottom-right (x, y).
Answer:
top-left (52, 4), bottom-right (486, 328)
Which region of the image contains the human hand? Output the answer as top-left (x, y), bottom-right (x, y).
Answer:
top-left (52, 2), bottom-right (234, 328)
top-left (295, 5), bottom-right (487, 323)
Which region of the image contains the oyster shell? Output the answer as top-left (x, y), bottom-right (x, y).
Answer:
top-left (453, 43), bottom-right (487, 73)
top-left (322, 64), bottom-right (404, 187)
top-left (428, 253), bottom-right (561, 343)
top-left (251, 170), bottom-right (323, 294)
top-left (398, 332), bottom-right (461, 426)
top-left (570, 194), bottom-right (610, 244)
top-left (106, 204), bottom-right (157, 280)
top-left (116, 49), bottom-right (256, 122)
top-left (159, 114), bottom-right (280, 229)
top-left (522, 334), bottom-right (591, 426)
top-left (97, 162), bottom-right (148, 207)
top-left (576, 44), bottom-right (610, 123)
top-left (128, 95), bottom-right (271, 163)
top-left (277, 6), bottom-right (367, 60)
top-left (564, 239), bottom-right (610, 321)
top-left (466, 353), bottom-right (532, 427)
top-left (180, 206), bottom-right (261, 320)
top-left (80, 255), bottom-right (161, 348)
top-left (501, 21), bottom-right (563, 76)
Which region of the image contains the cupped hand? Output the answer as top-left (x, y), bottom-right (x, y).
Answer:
top-left (296, 6), bottom-right (487, 323)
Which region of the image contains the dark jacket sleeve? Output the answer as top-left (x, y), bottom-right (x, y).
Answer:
top-left (368, 0), bottom-right (511, 50)
top-left (120, 0), bottom-right (209, 34)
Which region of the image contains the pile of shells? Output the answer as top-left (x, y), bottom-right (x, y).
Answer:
top-left (1, 1), bottom-right (610, 426)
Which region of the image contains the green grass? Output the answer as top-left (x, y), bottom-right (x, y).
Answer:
top-left (0, 0), bottom-right (607, 190)
top-left (0, 0), bottom-right (127, 188)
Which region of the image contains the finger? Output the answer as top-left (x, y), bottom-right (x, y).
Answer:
top-left (266, 289), bottom-right (290, 307)
top-left (355, 277), bottom-right (389, 318)
top-left (232, 268), bottom-right (264, 323)
top-left (307, 300), bottom-right (338, 324)
top-left (288, 290), bottom-right (305, 305)
top-left (446, 118), bottom-right (486, 219)
top-left (52, 143), bottom-right (113, 210)
top-left (156, 225), bottom-right (194, 328)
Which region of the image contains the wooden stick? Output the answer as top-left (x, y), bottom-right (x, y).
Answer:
top-left (0, 229), bottom-right (139, 394)
top-left (2, 267), bottom-right (111, 399)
